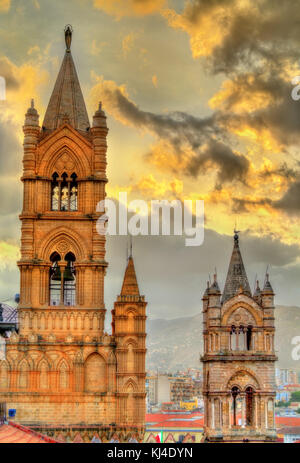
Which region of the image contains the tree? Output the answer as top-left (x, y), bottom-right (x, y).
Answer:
top-left (290, 391), bottom-right (300, 402)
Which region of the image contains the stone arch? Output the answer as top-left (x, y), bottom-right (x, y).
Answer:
top-left (123, 379), bottom-right (137, 424)
top-left (84, 353), bottom-right (106, 393)
top-left (226, 369), bottom-right (260, 391)
top-left (0, 360), bottom-right (9, 389)
top-left (123, 378), bottom-right (138, 393)
top-left (18, 359), bottom-right (30, 389)
top-left (227, 306), bottom-right (256, 327)
top-left (38, 359), bottom-right (50, 390)
top-left (38, 132), bottom-right (92, 179)
top-left (124, 337), bottom-right (138, 349)
top-left (125, 309), bottom-right (137, 333)
top-left (57, 358), bottom-right (70, 390)
top-left (222, 300), bottom-right (262, 327)
top-left (39, 227), bottom-right (87, 261)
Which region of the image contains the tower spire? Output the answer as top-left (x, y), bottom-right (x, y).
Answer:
top-left (42, 25), bottom-right (90, 135)
top-left (221, 230), bottom-right (251, 303)
top-left (121, 253), bottom-right (140, 296)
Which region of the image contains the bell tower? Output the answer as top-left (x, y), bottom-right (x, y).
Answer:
top-left (0, 26), bottom-right (147, 442)
top-left (202, 232), bottom-right (277, 442)
top-left (19, 25), bottom-right (108, 337)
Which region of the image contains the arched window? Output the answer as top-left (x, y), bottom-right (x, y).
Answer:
top-left (64, 252), bottom-right (76, 306)
top-left (51, 172), bottom-right (59, 210)
top-left (238, 325), bottom-right (245, 351)
top-left (49, 252), bottom-right (61, 306)
top-left (246, 386), bottom-right (254, 426)
top-left (230, 325), bottom-right (237, 350)
top-left (231, 386), bottom-right (240, 426)
top-left (246, 325), bottom-right (253, 351)
top-left (49, 252), bottom-right (76, 306)
top-left (51, 172), bottom-right (78, 211)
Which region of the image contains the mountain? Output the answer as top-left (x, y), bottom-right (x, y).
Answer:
top-left (146, 305), bottom-right (300, 373)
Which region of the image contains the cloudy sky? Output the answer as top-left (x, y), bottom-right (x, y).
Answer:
top-left (1, 0), bottom-right (300, 322)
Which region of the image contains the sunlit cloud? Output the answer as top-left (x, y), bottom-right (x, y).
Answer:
top-left (122, 32), bottom-right (137, 58)
top-left (152, 74), bottom-right (158, 88)
top-left (0, 0), bottom-right (10, 12)
top-left (93, 0), bottom-right (166, 18)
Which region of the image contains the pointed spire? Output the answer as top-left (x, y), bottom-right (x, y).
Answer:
top-left (120, 256), bottom-right (140, 296)
top-left (42, 26), bottom-right (90, 135)
top-left (203, 280), bottom-right (210, 298)
top-left (209, 272), bottom-right (221, 294)
top-left (24, 98), bottom-right (39, 126)
top-left (262, 273), bottom-right (274, 294)
top-left (92, 101), bottom-right (107, 128)
top-left (221, 230), bottom-right (251, 303)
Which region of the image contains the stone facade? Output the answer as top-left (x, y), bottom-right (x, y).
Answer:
top-left (0, 27), bottom-right (147, 443)
top-left (202, 232), bottom-right (277, 442)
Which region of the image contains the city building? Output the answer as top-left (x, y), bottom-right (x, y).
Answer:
top-left (0, 26), bottom-right (147, 443)
top-left (147, 374), bottom-right (171, 406)
top-left (202, 231), bottom-right (277, 442)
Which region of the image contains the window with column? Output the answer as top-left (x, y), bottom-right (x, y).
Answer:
top-left (51, 172), bottom-right (78, 211)
top-left (49, 251), bottom-right (76, 306)
top-left (230, 325), bottom-right (253, 351)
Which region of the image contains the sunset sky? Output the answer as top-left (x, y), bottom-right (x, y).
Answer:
top-left (1, 0), bottom-right (300, 321)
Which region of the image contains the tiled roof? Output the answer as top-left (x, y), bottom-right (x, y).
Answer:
top-left (146, 412), bottom-right (204, 428)
top-left (0, 423), bottom-right (57, 443)
top-left (276, 416), bottom-right (300, 427)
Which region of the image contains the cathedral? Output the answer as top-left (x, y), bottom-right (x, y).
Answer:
top-left (0, 26), bottom-right (147, 443)
top-left (201, 231), bottom-right (277, 442)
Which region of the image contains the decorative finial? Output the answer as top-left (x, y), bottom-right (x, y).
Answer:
top-left (129, 235), bottom-right (133, 259)
top-left (31, 98), bottom-right (34, 109)
top-left (99, 101), bottom-right (102, 111)
top-left (64, 24), bottom-right (73, 51)
top-left (234, 228), bottom-right (240, 242)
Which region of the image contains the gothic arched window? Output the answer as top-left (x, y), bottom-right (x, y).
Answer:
top-left (246, 325), bottom-right (253, 351)
top-left (231, 386), bottom-right (240, 426)
top-left (246, 386), bottom-right (254, 426)
top-left (63, 252), bottom-right (76, 306)
top-left (49, 252), bottom-right (61, 306)
top-left (51, 172), bottom-right (78, 212)
top-left (49, 251), bottom-right (76, 306)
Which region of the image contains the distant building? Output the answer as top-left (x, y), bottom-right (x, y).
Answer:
top-left (202, 231), bottom-right (277, 442)
top-left (147, 375), bottom-right (171, 406)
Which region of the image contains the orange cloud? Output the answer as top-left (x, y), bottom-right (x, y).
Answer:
top-left (122, 32), bottom-right (137, 57)
top-left (93, 0), bottom-right (165, 18)
top-left (162, 1), bottom-right (254, 60)
top-left (0, 0), bottom-right (10, 12)
top-left (152, 75), bottom-right (158, 88)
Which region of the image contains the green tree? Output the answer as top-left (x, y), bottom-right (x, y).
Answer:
top-left (290, 391), bottom-right (300, 402)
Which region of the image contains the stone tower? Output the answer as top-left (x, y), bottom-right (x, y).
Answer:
top-left (202, 231), bottom-right (277, 442)
top-left (0, 26), bottom-right (147, 443)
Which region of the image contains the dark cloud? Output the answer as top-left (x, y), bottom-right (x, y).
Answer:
top-left (274, 180), bottom-right (300, 214)
top-left (186, 140), bottom-right (249, 187)
top-left (260, 162), bottom-right (298, 181)
top-left (180, 0), bottom-right (300, 74)
top-left (102, 84), bottom-right (250, 186)
top-left (231, 197), bottom-right (271, 214)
